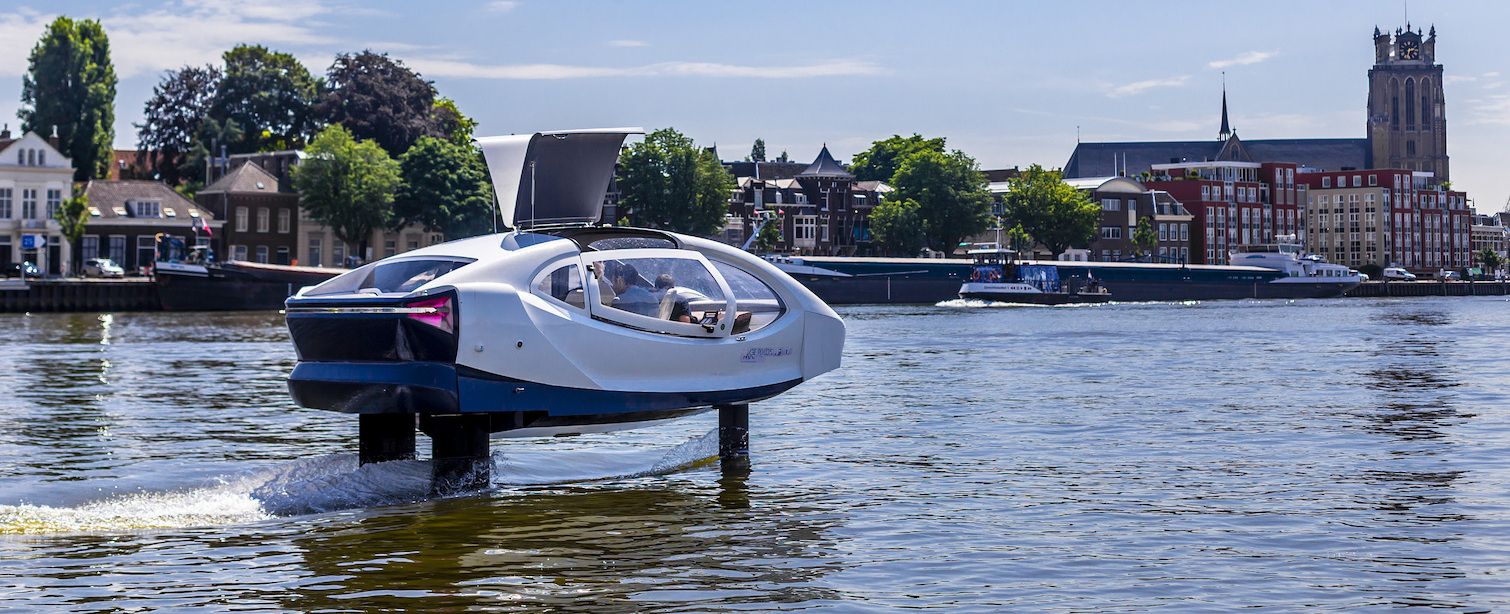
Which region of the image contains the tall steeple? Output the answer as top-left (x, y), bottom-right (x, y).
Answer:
top-left (1218, 77), bottom-right (1232, 140)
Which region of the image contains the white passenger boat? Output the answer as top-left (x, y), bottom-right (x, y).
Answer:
top-left (957, 247), bottom-right (1110, 305)
top-left (281, 128), bottom-right (845, 490)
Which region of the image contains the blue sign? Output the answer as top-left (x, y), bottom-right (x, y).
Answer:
top-left (20, 234), bottom-right (46, 250)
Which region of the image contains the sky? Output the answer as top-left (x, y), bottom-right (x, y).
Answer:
top-left (2, 0), bottom-right (1507, 210)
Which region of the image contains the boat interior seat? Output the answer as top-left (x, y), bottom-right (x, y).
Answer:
top-left (732, 311), bottom-right (752, 334)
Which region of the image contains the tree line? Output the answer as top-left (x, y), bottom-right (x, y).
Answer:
top-left (18, 16), bottom-right (1101, 260)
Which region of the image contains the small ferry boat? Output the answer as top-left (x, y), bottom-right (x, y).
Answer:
top-left (957, 247), bottom-right (1110, 304)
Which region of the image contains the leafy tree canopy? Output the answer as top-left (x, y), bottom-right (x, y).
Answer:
top-left (616, 128), bottom-right (733, 236)
top-left (1477, 247), bottom-right (1504, 273)
top-left (1001, 164), bottom-right (1100, 257)
top-left (888, 148), bottom-right (992, 256)
top-left (55, 186), bottom-right (90, 246)
top-left (212, 44), bottom-right (320, 153)
top-left (1133, 217), bottom-right (1158, 258)
top-left (294, 125), bottom-right (401, 254)
top-left (393, 136), bottom-right (495, 240)
top-left (318, 51), bottom-right (440, 157)
top-left (753, 215), bottom-right (782, 253)
top-left (869, 198), bottom-right (925, 257)
top-left (431, 97), bottom-right (477, 146)
top-left (849, 134), bottom-right (947, 183)
top-left (136, 64), bottom-right (220, 185)
top-left (19, 16), bottom-right (116, 181)
top-left (747, 138), bottom-right (766, 162)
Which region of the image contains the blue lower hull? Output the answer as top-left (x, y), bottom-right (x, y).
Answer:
top-left (288, 361), bottom-right (800, 418)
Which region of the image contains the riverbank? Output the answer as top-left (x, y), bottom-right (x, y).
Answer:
top-left (0, 277), bottom-right (158, 312)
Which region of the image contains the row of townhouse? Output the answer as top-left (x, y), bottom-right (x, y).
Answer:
top-left (0, 127), bottom-right (443, 277)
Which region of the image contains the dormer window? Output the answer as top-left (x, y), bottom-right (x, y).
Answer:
top-left (127, 199), bottom-right (162, 218)
top-left (37, 151), bottom-right (44, 166)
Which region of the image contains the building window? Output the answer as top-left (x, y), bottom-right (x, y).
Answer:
top-left (1201, 186), bottom-right (1210, 200)
top-left (21, 189), bottom-right (37, 219)
top-left (46, 189), bottom-right (62, 219)
top-left (407, 240), bottom-right (418, 252)
top-left (278, 209), bottom-right (291, 234)
top-left (0, 188), bottom-right (10, 218)
top-left (235, 207), bottom-right (249, 232)
top-left (136, 236), bottom-right (156, 269)
top-left (255, 245), bottom-right (269, 263)
top-left (109, 235), bottom-right (127, 265)
top-left (1369, 174), bottom-right (1378, 187)
top-left (1101, 198), bottom-right (1121, 211)
top-left (333, 242), bottom-right (346, 267)
top-left (276, 246), bottom-right (290, 265)
top-left (308, 238), bottom-right (321, 266)
top-left (1321, 177), bottom-right (1331, 188)
top-left (384, 240), bottom-right (396, 258)
top-left (82, 235), bottom-right (99, 260)
top-left (127, 199), bottom-right (161, 218)
top-left (234, 244), bottom-right (248, 261)
top-left (1100, 226), bottom-right (1122, 239)
top-left (256, 207), bottom-right (270, 233)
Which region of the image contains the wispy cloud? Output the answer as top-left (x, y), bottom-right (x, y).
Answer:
top-left (0, 9), bottom-right (53, 78)
top-left (606, 40), bottom-right (648, 48)
top-left (1106, 75), bottom-right (1190, 98)
top-left (1462, 94), bottom-right (1510, 126)
top-left (1208, 51), bottom-right (1278, 69)
top-left (486, 1), bottom-right (520, 13)
top-left (406, 58), bottom-right (886, 80)
top-left (0, 0), bottom-right (339, 79)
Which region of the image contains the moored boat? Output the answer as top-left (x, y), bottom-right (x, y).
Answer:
top-left (154, 237), bottom-right (341, 311)
top-left (957, 247), bottom-right (1110, 304)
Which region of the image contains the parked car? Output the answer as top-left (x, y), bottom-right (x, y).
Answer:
top-left (1436, 270), bottom-right (1461, 281)
top-left (1382, 267), bottom-right (1416, 281)
top-left (1349, 269), bottom-right (1369, 281)
top-left (2, 261), bottom-right (39, 279)
top-left (83, 258), bottom-right (125, 278)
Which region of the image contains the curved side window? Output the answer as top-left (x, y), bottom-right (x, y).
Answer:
top-left (533, 262), bottom-right (585, 309)
top-left (711, 261), bottom-right (786, 334)
top-left (586, 249), bottom-right (733, 338)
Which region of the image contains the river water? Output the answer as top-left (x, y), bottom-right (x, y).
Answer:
top-left (2, 297), bottom-right (1509, 612)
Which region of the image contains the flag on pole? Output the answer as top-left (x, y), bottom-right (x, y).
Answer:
top-left (200, 216), bottom-right (212, 237)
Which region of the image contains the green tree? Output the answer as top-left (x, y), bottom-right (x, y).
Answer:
top-left (1477, 247), bottom-right (1504, 275)
top-left (211, 44), bottom-right (320, 152)
top-left (849, 134), bottom-right (947, 182)
top-left (294, 125), bottom-right (401, 259)
top-left (19, 16), bottom-right (116, 181)
top-left (753, 216), bottom-right (782, 253)
top-left (318, 51), bottom-right (441, 157)
top-left (136, 64), bottom-right (220, 185)
top-left (747, 138), bottom-right (766, 162)
top-left (55, 186), bottom-right (90, 273)
top-left (393, 136), bottom-right (495, 240)
top-left (175, 115), bottom-right (244, 198)
top-left (1132, 217), bottom-right (1158, 259)
top-left (888, 148), bottom-right (992, 256)
top-left (431, 98), bottom-right (477, 146)
top-left (869, 197), bottom-right (924, 256)
top-left (1001, 164), bottom-right (1099, 258)
top-left (616, 128), bottom-right (733, 236)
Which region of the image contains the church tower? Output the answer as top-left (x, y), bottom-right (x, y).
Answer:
top-left (1367, 24), bottom-right (1448, 181)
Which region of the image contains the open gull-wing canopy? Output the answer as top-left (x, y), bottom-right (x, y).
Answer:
top-left (476, 128), bottom-right (643, 229)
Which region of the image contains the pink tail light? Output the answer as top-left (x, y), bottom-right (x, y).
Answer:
top-left (406, 295), bottom-right (455, 334)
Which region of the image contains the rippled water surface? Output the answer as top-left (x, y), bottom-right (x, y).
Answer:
top-left (3, 298), bottom-right (1510, 612)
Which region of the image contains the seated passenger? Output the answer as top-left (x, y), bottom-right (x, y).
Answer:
top-left (605, 261), bottom-right (658, 316)
top-left (653, 274), bottom-right (693, 323)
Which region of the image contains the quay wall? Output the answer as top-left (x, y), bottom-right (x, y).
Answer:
top-left (0, 279), bottom-right (160, 313)
top-left (1345, 280), bottom-right (1509, 298)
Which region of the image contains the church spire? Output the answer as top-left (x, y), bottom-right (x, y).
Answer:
top-left (1218, 77), bottom-right (1232, 140)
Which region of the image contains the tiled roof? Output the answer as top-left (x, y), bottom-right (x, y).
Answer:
top-left (1064, 136), bottom-right (1371, 178)
top-left (198, 161), bottom-right (283, 194)
top-left (82, 180), bottom-right (214, 221)
top-left (798, 145), bottom-right (854, 179)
